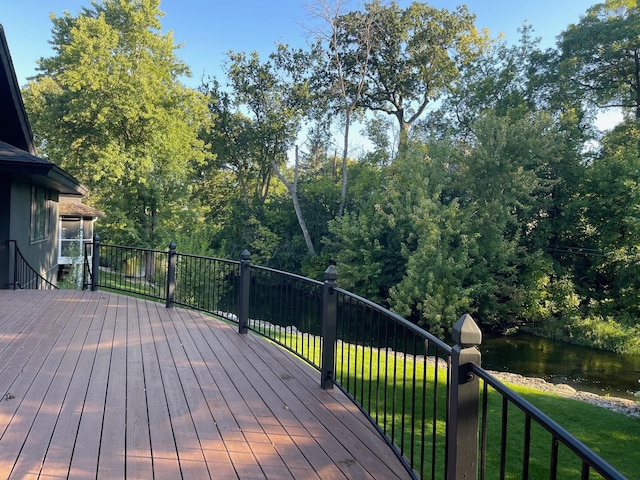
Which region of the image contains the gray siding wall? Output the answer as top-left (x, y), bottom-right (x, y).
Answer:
top-left (0, 176), bottom-right (10, 288)
top-left (3, 178), bottom-right (60, 287)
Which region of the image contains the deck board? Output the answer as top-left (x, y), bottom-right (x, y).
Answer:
top-left (68, 292), bottom-right (115, 479)
top-left (0, 290), bottom-right (411, 479)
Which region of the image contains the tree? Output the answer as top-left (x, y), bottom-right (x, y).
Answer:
top-left (323, 159), bottom-right (406, 304)
top-left (23, 0), bottom-right (211, 247)
top-left (579, 120), bottom-right (640, 313)
top-left (227, 46), bottom-right (316, 253)
top-left (429, 23), bottom-right (542, 137)
top-left (454, 112), bottom-right (563, 325)
top-left (388, 112), bottom-right (568, 334)
top-left (200, 79), bottom-right (267, 212)
top-left (307, 0), bottom-right (378, 217)
top-left (386, 144), bottom-right (474, 335)
top-left (559, 0), bottom-right (640, 119)
top-left (341, 1), bottom-right (485, 152)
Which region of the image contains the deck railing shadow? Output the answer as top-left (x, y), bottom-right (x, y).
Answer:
top-left (83, 237), bottom-right (625, 480)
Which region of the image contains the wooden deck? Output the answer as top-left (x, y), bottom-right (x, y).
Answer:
top-left (0, 290), bottom-right (410, 479)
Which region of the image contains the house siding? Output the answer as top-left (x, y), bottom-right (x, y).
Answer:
top-left (2, 177), bottom-right (60, 286)
top-left (0, 176), bottom-right (9, 288)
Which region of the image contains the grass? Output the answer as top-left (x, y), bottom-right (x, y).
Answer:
top-left (254, 326), bottom-right (639, 479)
top-left (482, 382), bottom-right (640, 479)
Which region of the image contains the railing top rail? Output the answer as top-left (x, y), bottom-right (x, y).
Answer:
top-left (100, 243), bottom-right (169, 255)
top-left (251, 263), bottom-right (324, 287)
top-left (470, 364), bottom-right (627, 480)
top-left (84, 242), bottom-right (626, 480)
top-left (334, 286), bottom-right (453, 354)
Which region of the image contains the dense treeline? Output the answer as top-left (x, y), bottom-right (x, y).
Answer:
top-left (23, 0), bottom-right (640, 353)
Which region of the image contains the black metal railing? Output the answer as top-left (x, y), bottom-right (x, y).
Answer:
top-left (84, 236), bottom-right (240, 317)
top-left (172, 249), bottom-right (240, 319)
top-left (8, 240), bottom-right (58, 290)
top-left (86, 241), bottom-right (169, 301)
top-left (330, 285), bottom-right (453, 478)
top-left (473, 364), bottom-right (626, 480)
top-left (245, 261), bottom-right (325, 370)
top-left (82, 238), bottom-right (626, 480)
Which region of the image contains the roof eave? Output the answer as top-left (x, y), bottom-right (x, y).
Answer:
top-left (49, 165), bottom-right (89, 196)
top-left (0, 24), bottom-right (36, 155)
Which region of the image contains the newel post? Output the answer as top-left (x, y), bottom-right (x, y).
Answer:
top-left (91, 234), bottom-right (101, 292)
top-left (321, 265), bottom-right (338, 390)
top-left (238, 249), bottom-right (251, 334)
top-left (447, 314), bottom-right (482, 480)
top-left (166, 241), bottom-right (177, 308)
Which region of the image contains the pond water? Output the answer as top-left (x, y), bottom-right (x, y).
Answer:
top-left (480, 333), bottom-right (640, 400)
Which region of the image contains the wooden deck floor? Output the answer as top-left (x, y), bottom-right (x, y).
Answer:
top-left (0, 289), bottom-right (410, 479)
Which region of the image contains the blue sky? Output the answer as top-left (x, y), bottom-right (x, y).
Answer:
top-left (1, 0), bottom-right (598, 89)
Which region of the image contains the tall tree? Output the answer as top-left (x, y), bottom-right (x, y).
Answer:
top-left (201, 79), bottom-right (264, 212)
top-left (388, 112), bottom-right (567, 334)
top-left (341, 0), bottom-right (485, 152)
top-left (432, 24), bottom-right (542, 137)
top-left (385, 144), bottom-right (473, 335)
top-left (23, 0), bottom-right (211, 247)
top-left (454, 112), bottom-right (564, 325)
top-left (559, 0), bottom-right (640, 119)
top-left (308, 0), bottom-right (378, 217)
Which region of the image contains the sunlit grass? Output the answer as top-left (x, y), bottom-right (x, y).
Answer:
top-left (254, 327), bottom-right (639, 479)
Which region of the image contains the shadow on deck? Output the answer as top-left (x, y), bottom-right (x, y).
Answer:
top-left (0, 289), bottom-right (410, 479)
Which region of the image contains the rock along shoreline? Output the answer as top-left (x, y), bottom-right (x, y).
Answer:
top-left (488, 370), bottom-right (640, 419)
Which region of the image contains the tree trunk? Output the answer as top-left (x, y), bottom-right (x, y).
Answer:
top-left (397, 115), bottom-right (411, 155)
top-left (271, 147), bottom-right (316, 255)
top-left (338, 110), bottom-right (351, 218)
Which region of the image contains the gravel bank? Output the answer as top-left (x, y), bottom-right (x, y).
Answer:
top-left (488, 371), bottom-right (640, 419)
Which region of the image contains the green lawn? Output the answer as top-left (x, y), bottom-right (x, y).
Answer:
top-left (260, 327), bottom-right (638, 479)
top-left (498, 383), bottom-right (639, 479)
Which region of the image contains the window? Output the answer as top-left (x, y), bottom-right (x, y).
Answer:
top-left (30, 186), bottom-right (49, 243)
top-left (60, 217), bottom-right (81, 257)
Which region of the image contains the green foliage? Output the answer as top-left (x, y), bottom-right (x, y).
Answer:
top-left (529, 313), bottom-right (640, 355)
top-left (333, 0), bottom-right (487, 151)
top-left (559, 0), bottom-right (640, 118)
top-left (436, 23), bottom-right (542, 132)
top-left (326, 208), bottom-right (402, 305)
top-left (383, 112), bottom-right (569, 335)
top-left (577, 120), bottom-right (640, 315)
top-left (199, 0), bottom-right (640, 350)
top-left (389, 195), bottom-right (474, 336)
top-left (23, 0), bottom-right (212, 248)
top-left (199, 46), bottom-right (321, 262)
top-left (23, 0), bottom-right (640, 351)
top-left (455, 112), bottom-right (565, 325)
top-left (384, 144), bottom-right (473, 334)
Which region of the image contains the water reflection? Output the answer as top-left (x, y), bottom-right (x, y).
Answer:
top-left (481, 333), bottom-right (640, 400)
